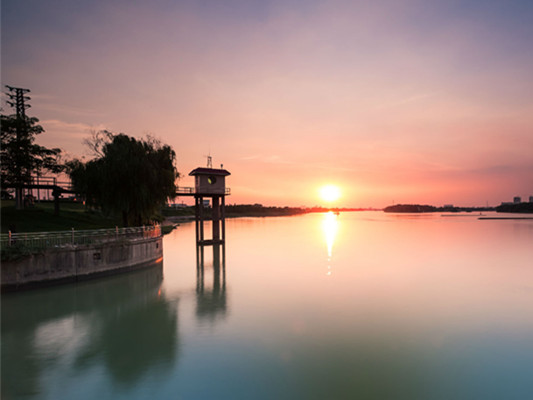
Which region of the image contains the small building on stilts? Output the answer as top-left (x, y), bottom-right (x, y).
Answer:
top-left (188, 166), bottom-right (231, 246)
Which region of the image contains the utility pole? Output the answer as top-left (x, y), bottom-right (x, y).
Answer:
top-left (5, 85), bottom-right (32, 209)
top-left (6, 85), bottom-right (31, 118)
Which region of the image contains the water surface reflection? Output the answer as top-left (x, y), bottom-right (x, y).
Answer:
top-left (3, 212), bottom-right (533, 399)
top-left (196, 244), bottom-right (227, 322)
top-left (2, 264), bottom-right (178, 399)
top-left (322, 211), bottom-right (339, 275)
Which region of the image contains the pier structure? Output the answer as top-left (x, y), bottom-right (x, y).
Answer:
top-left (176, 166), bottom-right (231, 246)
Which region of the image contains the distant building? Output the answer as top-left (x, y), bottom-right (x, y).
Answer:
top-left (443, 204), bottom-right (454, 208)
top-left (513, 196), bottom-right (521, 204)
top-left (529, 196), bottom-right (533, 203)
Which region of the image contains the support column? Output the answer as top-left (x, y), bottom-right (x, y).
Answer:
top-left (195, 196), bottom-right (200, 244)
top-left (198, 196), bottom-right (204, 243)
top-left (221, 195), bottom-right (226, 243)
top-left (212, 196), bottom-right (220, 241)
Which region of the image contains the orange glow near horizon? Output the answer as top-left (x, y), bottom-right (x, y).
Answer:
top-left (3, 1), bottom-right (532, 208)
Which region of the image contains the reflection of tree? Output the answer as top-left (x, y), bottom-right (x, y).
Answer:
top-left (1, 263), bottom-right (178, 398)
top-left (79, 295), bottom-right (177, 385)
top-left (1, 330), bottom-right (41, 398)
top-left (196, 244), bottom-right (227, 321)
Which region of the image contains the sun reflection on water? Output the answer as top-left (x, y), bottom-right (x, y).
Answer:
top-left (322, 211), bottom-right (339, 275)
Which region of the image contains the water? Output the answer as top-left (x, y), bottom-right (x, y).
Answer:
top-left (2, 212), bottom-right (533, 399)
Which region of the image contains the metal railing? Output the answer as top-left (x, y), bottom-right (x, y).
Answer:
top-left (1, 224), bottom-right (161, 251)
top-left (176, 186), bottom-right (195, 194)
top-left (176, 186), bottom-right (231, 195)
top-left (31, 176), bottom-right (72, 186)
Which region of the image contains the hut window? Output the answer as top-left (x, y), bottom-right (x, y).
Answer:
top-left (208, 176), bottom-right (217, 185)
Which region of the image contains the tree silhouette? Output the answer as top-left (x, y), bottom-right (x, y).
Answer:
top-left (68, 132), bottom-right (178, 226)
top-left (1, 114), bottom-right (63, 208)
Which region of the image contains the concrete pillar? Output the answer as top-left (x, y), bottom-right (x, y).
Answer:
top-left (221, 196), bottom-right (226, 243)
top-left (195, 196), bottom-right (200, 244)
top-left (212, 196), bottom-right (220, 241)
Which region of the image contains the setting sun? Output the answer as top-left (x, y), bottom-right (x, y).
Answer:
top-left (319, 185), bottom-right (341, 203)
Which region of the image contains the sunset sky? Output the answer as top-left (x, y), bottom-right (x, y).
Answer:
top-left (2, 0), bottom-right (532, 207)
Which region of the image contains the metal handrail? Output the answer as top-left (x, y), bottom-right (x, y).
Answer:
top-left (176, 186), bottom-right (195, 194)
top-left (176, 186), bottom-right (231, 195)
top-left (1, 225), bottom-right (161, 250)
top-left (30, 175), bottom-right (73, 189)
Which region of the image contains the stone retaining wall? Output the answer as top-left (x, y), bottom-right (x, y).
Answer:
top-left (1, 236), bottom-right (163, 291)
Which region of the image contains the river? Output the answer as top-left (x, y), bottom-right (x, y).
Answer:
top-left (2, 211), bottom-right (533, 399)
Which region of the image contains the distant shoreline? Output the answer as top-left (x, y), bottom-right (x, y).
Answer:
top-left (384, 203), bottom-right (533, 214)
top-left (163, 205), bottom-right (376, 221)
top-left (164, 207), bottom-right (374, 224)
top-left (479, 217), bottom-right (533, 220)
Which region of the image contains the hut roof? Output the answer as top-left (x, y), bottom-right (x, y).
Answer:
top-left (189, 167), bottom-right (231, 176)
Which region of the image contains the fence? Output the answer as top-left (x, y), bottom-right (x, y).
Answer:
top-left (176, 186), bottom-right (231, 195)
top-left (29, 176), bottom-right (73, 190)
top-left (1, 224), bottom-right (161, 251)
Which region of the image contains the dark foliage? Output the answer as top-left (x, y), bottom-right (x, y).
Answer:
top-left (383, 204), bottom-right (437, 213)
top-left (225, 204), bottom-right (308, 216)
top-left (496, 202), bottom-right (533, 213)
top-left (67, 133), bottom-right (178, 226)
top-left (0, 114), bottom-right (63, 188)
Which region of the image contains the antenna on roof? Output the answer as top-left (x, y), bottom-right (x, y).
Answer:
top-left (204, 146), bottom-right (213, 168)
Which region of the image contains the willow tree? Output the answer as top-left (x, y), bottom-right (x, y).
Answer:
top-left (68, 133), bottom-right (178, 226)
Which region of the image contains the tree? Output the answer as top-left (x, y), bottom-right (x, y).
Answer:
top-left (1, 113), bottom-right (63, 209)
top-left (68, 132), bottom-right (178, 226)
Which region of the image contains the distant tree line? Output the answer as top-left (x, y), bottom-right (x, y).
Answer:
top-left (383, 204), bottom-right (496, 213)
top-left (495, 202), bottom-right (533, 213)
top-left (225, 204), bottom-right (308, 217)
top-left (383, 204), bottom-right (437, 213)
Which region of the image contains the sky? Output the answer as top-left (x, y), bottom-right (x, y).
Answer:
top-left (2, 0), bottom-right (533, 207)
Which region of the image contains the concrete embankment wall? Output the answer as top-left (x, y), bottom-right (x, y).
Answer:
top-left (1, 236), bottom-right (163, 291)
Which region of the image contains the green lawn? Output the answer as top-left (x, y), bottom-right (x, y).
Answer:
top-left (1, 200), bottom-right (122, 233)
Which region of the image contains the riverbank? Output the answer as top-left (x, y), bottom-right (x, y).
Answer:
top-left (1, 201), bottom-right (122, 233)
top-left (1, 227), bottom-right (163, 291)
top-left (2, 201), bottom-right (371, 235)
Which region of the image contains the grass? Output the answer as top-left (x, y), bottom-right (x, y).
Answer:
top-left (1, 200), bottom-right (122, 233)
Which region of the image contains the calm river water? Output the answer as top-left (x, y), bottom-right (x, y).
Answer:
top-left (2, 212), bottom-right (533, 399)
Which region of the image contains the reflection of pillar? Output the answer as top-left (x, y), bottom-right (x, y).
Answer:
top-left (196, 244), bottom-right (225, 285)
top-left (196, 245), bottom-right (204, 293)
top-left (195, 243), bottom-right (227, 319)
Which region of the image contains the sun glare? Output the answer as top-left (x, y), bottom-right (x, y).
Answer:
top-left (319, 185), bottom-right (341, 203)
